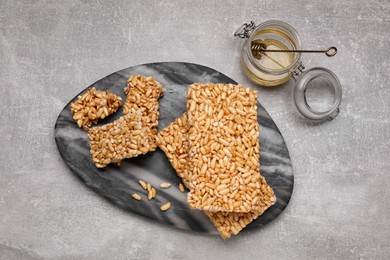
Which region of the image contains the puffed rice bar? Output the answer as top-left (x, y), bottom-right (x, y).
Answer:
top-left (156, 113), bottom-right (276, 239)
top-left (88, 107), bottom-right (150, 168)
top-left (156, 113), bottom-right (191, 188)
top-left (70, 87), bottom-right (122, 130)
top-left (123, 75), bottom-right (163, 151)
top-left (186, 83), bottom-right (264, 213)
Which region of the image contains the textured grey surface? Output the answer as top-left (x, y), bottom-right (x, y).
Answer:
top-left (0, 0), bottom-right (389, 259)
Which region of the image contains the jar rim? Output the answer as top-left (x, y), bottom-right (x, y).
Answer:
top-left (246, 20), bottom-right (302, 74)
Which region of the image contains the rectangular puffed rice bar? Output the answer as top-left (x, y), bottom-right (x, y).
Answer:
top-left (156, 113), bottom-right (191, 188)
top-left (186, 83), bottom-right (264, 213)
top-left (70, 87), bottom-right (122, 130)
top-left (156, 113), bottom-right (276, 239)
top-left (88, 107), bottom-right (150, 168)
top-left (123, 75), bottom-right (163, 151)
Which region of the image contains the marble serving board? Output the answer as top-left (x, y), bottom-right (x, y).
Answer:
top-left (54, 62), bottom-right (294, 235)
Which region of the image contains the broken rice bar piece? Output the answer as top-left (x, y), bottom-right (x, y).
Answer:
top-left (123, 75), bottom-right (163, 151)
top-left (156, 113), bottom-right (276, 239)
top-left (186, 83), bottom-right (264, 213)
top-left (88, 75), bottom-right (164, 168)
top-left (70, 87), bottom-right (122, 130)
top-left (88, 107), bottom-right (150, 168)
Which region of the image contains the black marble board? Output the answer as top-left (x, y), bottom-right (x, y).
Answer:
top-left (54, 62), bottom-right (294, 235)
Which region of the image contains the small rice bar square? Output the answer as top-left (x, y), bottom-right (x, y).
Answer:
top-left (123, 75), bottom-right (163, 151)
top-left (88, 108), bottom-right (150, 168)
top-left (70, 87), bottom-right (122, 130)
top-left (186, 83), bottom-right (264, 213)
top-left (156, 113), bottom-right (276, 239)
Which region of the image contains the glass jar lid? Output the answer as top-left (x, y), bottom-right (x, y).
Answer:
top-left (293, 67), bottom-right (342, 121)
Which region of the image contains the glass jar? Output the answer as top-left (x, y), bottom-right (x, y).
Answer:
top-left (239, 20), bottom-right (302, 87)
top-left (235, 20), bottom-right (342, 121)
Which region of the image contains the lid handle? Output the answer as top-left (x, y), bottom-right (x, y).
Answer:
top-left (234, 21), bottom-right (256, 38)
top-left (292, 61), bottom-right (306, 78)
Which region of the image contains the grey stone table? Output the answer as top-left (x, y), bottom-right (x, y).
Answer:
top-left (0, 1), bottom-right (389, 259)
